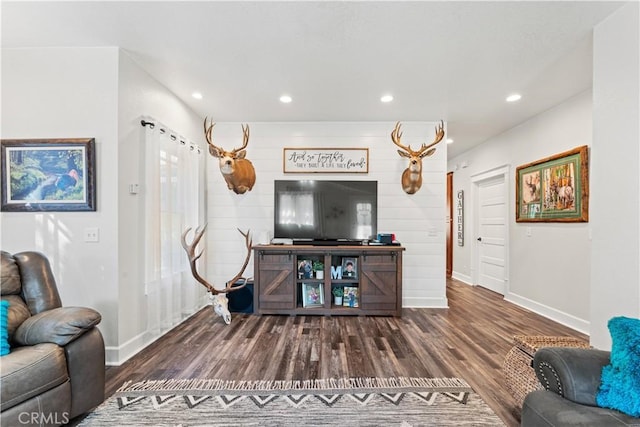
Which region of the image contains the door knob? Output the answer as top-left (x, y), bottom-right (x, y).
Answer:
top-left (477, 237), bottom-right (482, 242)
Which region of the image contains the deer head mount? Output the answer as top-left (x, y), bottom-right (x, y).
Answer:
top-left (391, 120), bottom-right (445, 195)
top-left (204, 118), bottom-right (256, 194)
top-left (181, 225), bottom-right (252, 324)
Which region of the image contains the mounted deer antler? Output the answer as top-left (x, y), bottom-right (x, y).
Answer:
top-left (204, 118), bottom-right (256, 194)
top-left (181, 225), bottom-right (252, 324)
top-left (391, 120), bottom-right (445, 194)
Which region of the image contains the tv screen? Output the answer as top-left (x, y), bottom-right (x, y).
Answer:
top-left (274, 180), bottom-right (377, 242)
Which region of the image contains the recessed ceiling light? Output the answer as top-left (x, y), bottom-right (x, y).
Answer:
top-left (280, 95), bottom-right (292, 103)
top-left (380, 95), bottom-right (394, 103)
top-left (506, 93), bottom-right (522, 102)
top-left (191, 92), bottom-right (203, 100)
top-left (446, 138), bottom-right (454, 144)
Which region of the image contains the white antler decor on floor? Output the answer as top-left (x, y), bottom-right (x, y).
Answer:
top-left (181, 225), bottom-right (252, 324)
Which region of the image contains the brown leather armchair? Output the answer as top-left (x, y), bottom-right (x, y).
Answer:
top-left (0, 251), bottom-right (105, 426)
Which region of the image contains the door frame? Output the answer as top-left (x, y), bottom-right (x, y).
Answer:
top-left (446, 171), bottom-right (453, 278)
top-left (470, 165), bottom-right (510, 293)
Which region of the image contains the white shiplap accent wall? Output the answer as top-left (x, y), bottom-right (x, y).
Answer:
top-left (205, 122), bottom-right (448, 308)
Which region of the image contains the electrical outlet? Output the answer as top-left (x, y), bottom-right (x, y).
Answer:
top-left (84, 227), bottom-right (99, 242)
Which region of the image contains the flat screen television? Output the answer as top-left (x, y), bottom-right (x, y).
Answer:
top-left (274, 180), bottom-right (377, 243)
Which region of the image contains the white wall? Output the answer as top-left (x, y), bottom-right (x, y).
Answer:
top-left (116, 50), bottom-right (206, 363)
top-left (449, 91), bottom-right (593, 333)
top-left (1, 47), bottom-right (121, 346)
top-left (1, 47), bottom-right (206, 365)
top-left (590, 2), bottom-right (640, 349)
top-left (205, 122), bottom-right (448, 307)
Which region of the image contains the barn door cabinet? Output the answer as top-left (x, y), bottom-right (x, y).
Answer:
top-left (253, 245), bottom-right (404, 316)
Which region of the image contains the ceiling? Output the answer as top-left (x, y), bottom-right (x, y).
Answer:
top-left (1, 1), bottom-right (624, 158)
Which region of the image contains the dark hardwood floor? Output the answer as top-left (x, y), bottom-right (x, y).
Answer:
top-left (104, 279), bottom-right (587, 426)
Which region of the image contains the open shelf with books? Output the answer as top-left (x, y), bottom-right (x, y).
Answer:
top-left (253, 245), bottom-right (404, 316)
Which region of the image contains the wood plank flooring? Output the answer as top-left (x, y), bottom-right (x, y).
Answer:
top-left (104, 279), bottom-right (587, 426)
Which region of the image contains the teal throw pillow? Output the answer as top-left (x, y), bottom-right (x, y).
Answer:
top-left (596, 316), bottom-right (640, 416)
top-left (0, 300), bottom-right (9, 356)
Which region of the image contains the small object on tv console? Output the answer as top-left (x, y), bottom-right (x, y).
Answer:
top-left (377, 233), bottom-right (395, 244)
top-left (271, 238), bottom-right (293, 245)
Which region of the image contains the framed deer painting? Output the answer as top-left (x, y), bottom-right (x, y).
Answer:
top-left (515, 145), bottom-right (589, 222)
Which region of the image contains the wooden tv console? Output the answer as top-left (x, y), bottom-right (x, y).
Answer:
top-left (253, 245), bottom-right (404, 316)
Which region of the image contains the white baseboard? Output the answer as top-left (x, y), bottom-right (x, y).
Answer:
top-left (105, 302), bottom-right (208, 366)
top-left (403, 296), bottom-right (449, 308)
top-left (505, 292), bottom-right (590, 335)
top-left (105, 331), bottom-right (149, 366)
top-left (451, 271), bottom-right (472, 285)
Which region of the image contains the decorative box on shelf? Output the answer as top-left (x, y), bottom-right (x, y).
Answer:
top-left (502, 335), bottom-right (590, 407)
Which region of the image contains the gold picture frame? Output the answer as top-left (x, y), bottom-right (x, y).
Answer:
top-left (515, 145), bottom-right (588, 222)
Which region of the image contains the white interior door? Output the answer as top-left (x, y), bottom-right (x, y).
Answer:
top-left (475, 173), bottom-right (507, 295)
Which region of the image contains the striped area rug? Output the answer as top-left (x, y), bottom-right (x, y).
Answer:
top-left (79, 377), bottom-right (504, 426)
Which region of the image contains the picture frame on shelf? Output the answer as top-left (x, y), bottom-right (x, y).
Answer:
top-left (515, 145), bottom-right (589, 222)
top-left (343, 286), bottom-right (359, 308)
top-left (341, 257), bottom-right (357, 279)
top-left (297, 259), bottom-right (314, 279)
top-left (1, 138), bottom-right (96, 212)
top-left (302, 283), bottom-right (324, 308)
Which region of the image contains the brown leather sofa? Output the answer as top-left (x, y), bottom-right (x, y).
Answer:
top-left (0, 251), bottom-right (105, 426)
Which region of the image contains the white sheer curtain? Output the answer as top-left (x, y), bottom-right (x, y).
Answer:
top-left (142, 117), bottom-right (203, 337)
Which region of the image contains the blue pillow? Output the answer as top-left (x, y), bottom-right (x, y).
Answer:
top-left (596, 316), bottom-right (640, 416)
top-left (0, 300), bottom-right (9, 356)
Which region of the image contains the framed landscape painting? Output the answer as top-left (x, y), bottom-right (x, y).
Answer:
top-left (1, 138), bottom-right (96, 212)
top-left (515, 145), bottom-right (588, 222)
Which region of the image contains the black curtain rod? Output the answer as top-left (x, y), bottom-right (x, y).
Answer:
top-left (141, 119), bottom-right (196, 151)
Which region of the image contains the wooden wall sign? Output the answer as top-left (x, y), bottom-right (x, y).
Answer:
top-left (457, 190), bottom-right (464, 246)
top-left (283, 148), bottom-right (369, 173)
